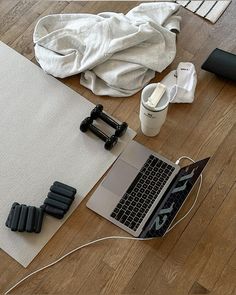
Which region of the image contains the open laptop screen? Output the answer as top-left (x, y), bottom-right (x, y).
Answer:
top-left (140, 157), bottom-right (210, 238)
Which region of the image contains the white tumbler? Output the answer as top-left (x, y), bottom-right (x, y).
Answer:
top-left (139, 83), bottom-right (170, 137)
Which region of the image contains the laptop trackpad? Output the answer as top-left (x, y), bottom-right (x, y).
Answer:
top-left (102, 159), bottom-right (138, 197)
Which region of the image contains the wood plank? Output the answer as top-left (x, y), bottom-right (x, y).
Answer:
top-left (0, 0), bottom-right (35, 36)
top-left (229, 249), bottom-right (236, 271)
top-left (197, 183), bottom-right (236, 291)
top-left (78, 262), bottom-right (114, 294)
top-left (0, 0), bottom-right (22, 21)
top-left (211, 264), bottom-right (236, 295)
top-left (173, 180), bottom-right (236, 294)
top-left (10, 1), bottom-right (70, 59)
top-left (122, 248), bottom-right (164, 294)
top-left (1, 1), bottom-right (52, 45)
top-left (144, 124), bottom-right (236, 294)
top-left (101, 241), bottom-right (152, 294)
top-left (0, 1), bottom-right (236, 294)
top-left (145, 179), bottom-right (236, 295)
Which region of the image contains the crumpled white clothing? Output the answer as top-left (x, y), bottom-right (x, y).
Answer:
top-left (33, 2), bottom-right (181, 97)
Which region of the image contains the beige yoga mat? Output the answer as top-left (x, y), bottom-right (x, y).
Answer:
top-left (0, 42), bottom-right (136, 267)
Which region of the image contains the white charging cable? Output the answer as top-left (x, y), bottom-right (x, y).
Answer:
top-left (175, 155), bottom-right (196, 165)
top-left (4, 236), bottom-right (152, 295)
top-left (4, 156), bottom-right (202, 295)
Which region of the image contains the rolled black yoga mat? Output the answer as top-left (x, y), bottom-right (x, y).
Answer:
top-left (201, 48), bottom-right (236, 81)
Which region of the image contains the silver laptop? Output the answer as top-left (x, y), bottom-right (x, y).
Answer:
top-left (87, 141), bottom-right (209, 237)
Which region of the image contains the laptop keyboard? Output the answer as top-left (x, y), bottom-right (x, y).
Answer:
top-left (110, 155), bottom-right (175, 231)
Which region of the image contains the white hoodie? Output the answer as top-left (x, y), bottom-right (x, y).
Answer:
top-left (33, 2), bottom-right (181, 97)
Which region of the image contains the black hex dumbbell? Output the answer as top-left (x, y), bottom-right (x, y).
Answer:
top-left (90, 104), bottom-right (128, 137)
top-left (80, 117), bottom-right (118, 150)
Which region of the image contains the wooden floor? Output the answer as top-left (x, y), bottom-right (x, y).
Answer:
top-left (1, 1), bottom-right (236, 294)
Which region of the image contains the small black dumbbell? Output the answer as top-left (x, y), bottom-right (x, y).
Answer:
top-left (80, 117), bottom-right (118, 150)
top-left (91, 104), bottom-right (128, 137)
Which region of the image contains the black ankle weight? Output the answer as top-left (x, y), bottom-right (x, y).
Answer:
top-left (41, 181), bottom-right (77, 219)
top-left (5, 181), bottom-right (77, 233)
top-left (5, 204), bottom-right (44, 233)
